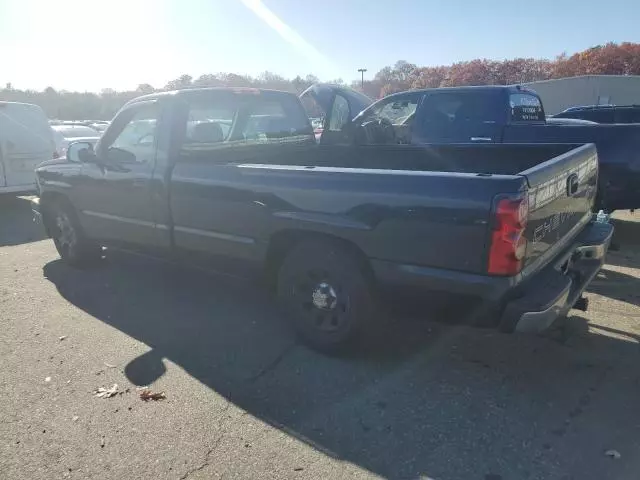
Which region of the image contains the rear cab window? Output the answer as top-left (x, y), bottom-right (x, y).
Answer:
top-left (509, 92), bottom-right (545, 123)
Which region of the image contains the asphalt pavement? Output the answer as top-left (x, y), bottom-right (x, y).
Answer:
top-left (2, 195), bottom-right (640, 480)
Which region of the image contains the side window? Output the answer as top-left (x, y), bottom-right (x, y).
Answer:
top-left (183, 92), bottom-right (237, 146)
top-left (374, 96), bottom-right (421, 125)
top-left (328, 94), bottom-right (350, 131)
top-left (356, 94), bottom-right (422, 145)
top-left (240, 95), bottom-right (312, 140)
top-left (104, 103), bottom-right (160, 164)
top-left (179, 91), bottom-right (313, 160)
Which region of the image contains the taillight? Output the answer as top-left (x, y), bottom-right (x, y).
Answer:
top-left (488, 195), bottom-right (529, 276)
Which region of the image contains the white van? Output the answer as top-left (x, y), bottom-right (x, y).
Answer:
top-left (0, 102), bottom-right (54, 193)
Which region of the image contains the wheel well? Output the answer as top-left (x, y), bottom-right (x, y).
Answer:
top-left (264, 229), bottom-right (376, 287)
top-left (40, 192), bottom-right (72, 231)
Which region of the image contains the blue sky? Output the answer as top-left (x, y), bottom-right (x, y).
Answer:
top-left (1, 0), bottom-right (638, 91)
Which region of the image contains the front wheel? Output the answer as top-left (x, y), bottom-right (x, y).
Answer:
top-left (50, 201), bottom-right (101, 267)
top-left (277, 240), bottom-right (377, 352)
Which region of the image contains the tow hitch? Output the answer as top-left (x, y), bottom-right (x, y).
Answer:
top-left (573, 295), bottom-right (589, 312)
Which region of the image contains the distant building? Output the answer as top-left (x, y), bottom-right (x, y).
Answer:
top-left (522, 75), bottom-right (640, 114)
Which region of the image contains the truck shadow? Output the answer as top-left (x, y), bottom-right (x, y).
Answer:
top-left (0, 195), bottom-right (46, 246)
top-left (588, 267), bottom-right (640, 308)
top-left (605, 217), bottom-right (640, 270)
top-left (610, 216), bottom-right (640, 249)
top-left (42, 254), bottom-right (640, 480)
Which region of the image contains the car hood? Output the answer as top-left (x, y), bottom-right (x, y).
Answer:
top-left (36, 157), bottom-right (75, 168)
top-left (63, 136), bottom-right (100, 144)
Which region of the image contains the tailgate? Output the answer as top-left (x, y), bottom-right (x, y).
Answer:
top-left (521, 143), bottom-right (598, 273)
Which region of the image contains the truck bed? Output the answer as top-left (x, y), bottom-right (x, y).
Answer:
top-left (171, 142), bottom-right (597, 278)
top-left (308, 143), bottom-right (585, 175)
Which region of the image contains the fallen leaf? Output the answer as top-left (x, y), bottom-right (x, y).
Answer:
top-left (605, 449), bottom-right (621, 459)
top-left (59, 336), bottom-right (67, 341)
top-left (139, 389), bottom-right (166, 401)
top-left (93, 384), bottom-right (118, 398)
top-left (103, 363), bottom-right (117, 368)
top-left (44, 377), bottom-right (51, 383)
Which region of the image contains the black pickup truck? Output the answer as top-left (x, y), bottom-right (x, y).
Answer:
top-left (553, 105), bottom-right (640, 124)
top-left (302, 84), bottom-right (640, 211)
top-left (33, 87), bottom-right (613, 352)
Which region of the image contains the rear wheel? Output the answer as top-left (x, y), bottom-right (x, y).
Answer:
top-left (277, 240), bottom-right (376, 352)
top-left (50, 201), bottom-right (101, 267)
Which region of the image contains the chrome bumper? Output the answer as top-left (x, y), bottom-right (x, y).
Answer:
top-left (502, 221), bottom-right (614, 334)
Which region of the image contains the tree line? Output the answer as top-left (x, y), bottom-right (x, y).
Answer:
top-left (361, 42), bottom-right (640, 98)
top-left (1, 42), bottom-right (639, 120)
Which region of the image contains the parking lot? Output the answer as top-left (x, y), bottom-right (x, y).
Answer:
top-left (1, 195), bottom-right (640, 479)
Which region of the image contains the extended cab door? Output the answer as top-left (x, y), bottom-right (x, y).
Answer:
top-left (76, 100), bottom-right (165, 247)
top-left (413, 90), bottom-right (505, 144)
top-left (169, 89), bottom-right (314, 265)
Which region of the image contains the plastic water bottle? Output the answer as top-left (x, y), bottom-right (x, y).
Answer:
top-left (596, 209), bottom-right (609, 223)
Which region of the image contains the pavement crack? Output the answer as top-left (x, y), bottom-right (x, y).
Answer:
top-left (249, 342), bottom-right (296, 383)
top-left (179, 405), bottom-right (232, 479)
top-left (179, 431), bottom-right (226, 480)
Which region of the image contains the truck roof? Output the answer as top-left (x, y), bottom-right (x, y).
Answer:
top-left (384, 84), bottom-right (537, 99)
top-left (128, 87), bottom-right (298, 105)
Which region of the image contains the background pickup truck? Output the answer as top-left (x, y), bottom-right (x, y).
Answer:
top-left (552, 104), bottom-right (640, 124)
top-left (33, 87), bottom-right (613, 352)
top-left (302, 84), bottom-right (640, 211)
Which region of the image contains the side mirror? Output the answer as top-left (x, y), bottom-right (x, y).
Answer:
top-left (67, 141), bottom-right (95, 163)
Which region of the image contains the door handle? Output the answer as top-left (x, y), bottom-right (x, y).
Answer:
top-left (470, 137), bottom-right (492, 142)
top-left (566, 174), bottom-right (579, 196)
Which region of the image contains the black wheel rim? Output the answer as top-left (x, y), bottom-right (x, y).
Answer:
top-left (54, 212), bottom-right (77, 257)
top-left (290, 269), bottom-right (350, 332)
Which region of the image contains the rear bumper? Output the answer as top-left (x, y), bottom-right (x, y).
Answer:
top-left (372, 220), bottom-right (613, 333)
top-left (502, 220), bottom-right (613, 333)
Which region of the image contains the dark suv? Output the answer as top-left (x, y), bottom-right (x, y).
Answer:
top-left (552, 105), bottom-right (640, 123)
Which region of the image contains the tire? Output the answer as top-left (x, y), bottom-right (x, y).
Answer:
top-left (276, 239), bottom-right (376, 352)
top-left (50, 200), bottom-right (101, 267)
